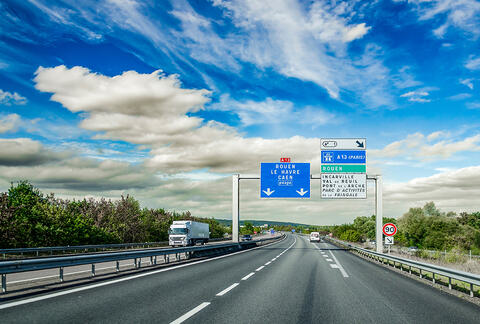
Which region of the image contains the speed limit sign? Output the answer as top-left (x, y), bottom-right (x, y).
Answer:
top-left (383, 223), bottom-right (397, 236)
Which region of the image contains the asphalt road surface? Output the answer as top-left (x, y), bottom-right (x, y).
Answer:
top-left (1, 234), bottom-right (479, 323)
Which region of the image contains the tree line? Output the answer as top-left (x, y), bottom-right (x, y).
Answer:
top-left (0, 181), bottom-right (228, 248)
top-left (328, 202), bottom-right (480, 253)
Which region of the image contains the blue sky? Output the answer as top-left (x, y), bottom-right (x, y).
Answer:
top-left (1, 0), bottom-right (480, 224)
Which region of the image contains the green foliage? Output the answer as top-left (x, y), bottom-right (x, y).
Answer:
top-left (241, 222), bottom-right (255, 235)
top-left (328, 202), bottom-right (480, 254)
top-left (0, 181), bottom-right (227, 248)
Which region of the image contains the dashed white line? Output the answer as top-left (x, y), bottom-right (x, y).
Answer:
top-left (216, 283), bottom-right (239, 296)
top-left (265, 261), bottom-right (271, 266)
top-left (322, 255), bottom-right (328, 258)
top-left (170, 302), bottom-right (211, 324)
top-left (271, 258), bottom-right (277, 261)
top-left (0, 236), bottom-right (287, 310)
top-left (255, 266), bottom-right (265, 271)
top-left (330, 264), bottom-right (339, 269)
top-left (326, 259), bottom-right (333, 262)
top-left (241, 272), bottom-right (255, 281)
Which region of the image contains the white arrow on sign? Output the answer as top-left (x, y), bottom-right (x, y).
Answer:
top-left (385, 237), bottom-right (394, 245)
top-left (262, 188), bottom-right (275, 196)
top-left (296, 188), bottom-right (308, 196)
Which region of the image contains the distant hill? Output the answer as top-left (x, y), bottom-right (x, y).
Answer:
top-left (215, 219), bottom-right (313, 228)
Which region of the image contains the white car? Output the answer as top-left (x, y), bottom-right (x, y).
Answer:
top-left (310, 232), bottom-right (320, 242)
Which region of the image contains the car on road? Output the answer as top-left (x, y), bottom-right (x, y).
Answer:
top-left (241, 234), bottom-right (252, 241)
top-left (310, 232), bottom-right (320, 242)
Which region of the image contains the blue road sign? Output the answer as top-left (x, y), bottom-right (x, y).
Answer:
top-left (261, 163), bottom-right (310, 198)
top-left (292, 229), bottom-right (296, 232)
top-left (321, 150), bottom-right (366, 164)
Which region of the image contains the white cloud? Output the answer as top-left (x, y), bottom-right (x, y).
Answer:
top-left (447, 93), bottom-right (472, 101)
top-left (0, 138), bottom-right (70, 166)
top-left (0, 89), bottom-right (27, 105)
top-left (402, 0), bottom-right (480, 38)
top-left (0, 113), bottom-right (21, 133)
top-left (370, 131), bottom-right (480, 162)
top-left (384, 166), bottom-right (480, 214)
top-left (467, 102), bottom-right (480, 109)
top-left (400, 90), bottom-right (431, 102)
top-left (460, 78), bottom-right (474, 89)
top-left (211, 95), bottom-right (335, 127)
top-left (465, 56), bottom-right (480, 70)
top-left (34, 65), bottom-right (327, 174)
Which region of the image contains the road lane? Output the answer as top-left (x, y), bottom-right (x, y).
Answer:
top-left (1, 234), bottom-right (480, 323)
top-left (0, 235), bottom-right (291, 323)
top-left (192, 234), bottom-right (480, 323)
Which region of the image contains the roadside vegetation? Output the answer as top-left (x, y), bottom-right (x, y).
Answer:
top-left (327, 202), bottom-right (480, 255)
top-left (0, 181), bottom-right (228, 248)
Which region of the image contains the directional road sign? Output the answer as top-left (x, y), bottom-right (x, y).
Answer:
top-left (385, 236), bottom-right (394, 245)
top-left (383, 223), bottom-right (397, 236)
top-left (261, 163), bottom-right (310, 198)
top-left (321, 165), bottom-right (366, 173)
top-left (321, 150), bottom-right (366, 164)
top-left (321, 173), bottom-right (366, 199)
top-left (321, 138), bottom-right (366, 150)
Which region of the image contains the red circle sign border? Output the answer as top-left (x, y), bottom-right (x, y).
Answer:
top-left (382, 223), bottom-right (397, 236)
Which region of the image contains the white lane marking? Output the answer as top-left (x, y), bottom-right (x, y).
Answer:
top-left (0, 236), bottom-right (287, 310)
top-left (308, 237), bottom-right (349, 278)
top-left (265, 261), bottom-right (271, 266)
top-left (322, 255), bottom-right (328, 258)
top-left (170, 302), bottom-right (210, 324)
top-left (330, 264), bottom-right (339, 269)
top-left (326, 259), bottom-right (333, 262)
top-left (216, 283), bottom-right (239, 296)
top-left (241, 272), bottom-right (255, 281)
top-left (328, 250), bottom-right (349, 278)
top-left (255, 266), bottom-right (264, 271)
top-left (271, 258), bottom-right (277, 261)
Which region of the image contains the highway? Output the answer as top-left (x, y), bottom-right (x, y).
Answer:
top-left (1, 234), bottom-right (479, 323)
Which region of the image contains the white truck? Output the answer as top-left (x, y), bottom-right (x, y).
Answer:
top-left (168, 221), bottom-right (209, 247)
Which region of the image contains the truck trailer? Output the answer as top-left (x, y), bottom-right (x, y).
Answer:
top-left (168, 221), bottom-right (209, 247)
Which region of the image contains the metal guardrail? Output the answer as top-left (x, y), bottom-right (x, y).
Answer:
top-left (325, 237), bottom-right (480, 297)
top-left (0, 238), bottom-right (230, 259)
top-left (0, 235), bottom-right (283, 293)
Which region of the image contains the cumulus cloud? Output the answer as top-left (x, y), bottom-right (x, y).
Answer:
top-left (370, 132), bottom-right (480, 161)
top-left (0, 138), bottom-right (70, 166)
top-left (384, 166), bottom-right (480, 214)
top-left (34, 65), bottom-right (328, 174)
top-left (0, 89), bottom-right (27, 105)
top-left (0, 113), bottom-right (21, 133)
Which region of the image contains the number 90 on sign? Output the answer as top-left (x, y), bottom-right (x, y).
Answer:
top-left (382, 223), bottom-right (397, 236)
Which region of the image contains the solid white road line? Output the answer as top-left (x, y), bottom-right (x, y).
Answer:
top-left (255, 266), bottom-right (265, 271)
top-left (241, 272), bottom-right (255, 281)
top-left (0, 235), bottom-right (288, 310)
top-left (328, 250), bottom-right (349, 278)
top-left (170, 302), bottom-right (211, 324)
top-left (216, 283), bottom-right (239, 296)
